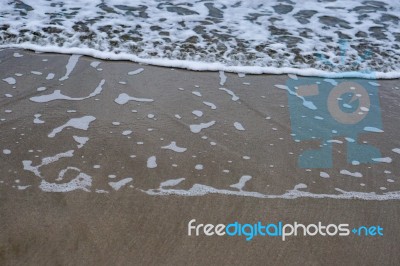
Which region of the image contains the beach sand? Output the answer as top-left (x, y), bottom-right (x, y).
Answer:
top-left (0, 49), bottom-right (400, 265)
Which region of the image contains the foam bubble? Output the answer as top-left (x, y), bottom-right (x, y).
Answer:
top-left (2, 77), bottom-right (16, 85)
top-left (190, 121), bottom-right (216, 133)
top-left (114, 93), bottom-right (154, 105)
top-left (109, 177), bottom-right (133, 191)
top-left (234, 122), bottom-right (245, 131)
top-left (147, 156), bottom-right (157, 169)
top-left (31, 79), bottom-right (105, 102)
top-left (48, 116), bottom-right (96, 138)
top-left (161, 141), bottom-right (187, 153)
top-left (128, 68), bottom-right (144, 75)
top-left (230, 175), bottom-right (252, 190)
top-left (59, 54), bottom-right (81, 81)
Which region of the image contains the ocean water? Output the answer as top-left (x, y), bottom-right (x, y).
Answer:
top-left (0, 0), bottom-right (399, 78)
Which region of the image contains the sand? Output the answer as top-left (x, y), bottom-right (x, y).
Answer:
top-left (0, 49), bottom-right (399, 265)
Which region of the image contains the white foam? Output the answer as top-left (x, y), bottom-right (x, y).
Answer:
top-left (59, 54), bottom-right (81, 81)
top-left (320, 172), bottom-right (330, 178)
top-left (363, 127), bottom-right (384, 133)
top-left (144, 182), bottom-right (378, 200)
top-left (73, 136), bottom-right (89, 148)
top-left (109, 177), bottom-right (133, 191)
top-left (274, 84), bottom-right (317, 110)
top-left (147, 156), bottom-right (157, 168)
top-left (31, 79), bottom-right (105, 102)
top-left (46, 73), bottom-right (55, 80)
top-left (23, 150), bottom-right (74, 177)
top-left (17, 185), bottom-right (31, 190)
top-left (128, 68), bottom-right (144, 75)
top-left (3, 149), bottom-right (11, 155)
top-left (31, 71), bottom-right (42, 75)
top-left (114, 93), bottom-right (154, 105)
top-left (192, 91), bottom-right (202, 97)
top-left (195, 164), bottom-right (203, 170)
top-left (48, 116), bottom-right (96, 138)
top-left (192, 110), bottom-right (203, 117)
top-left (190, 121), bottom-right (216, 133)
top-left (13, 52), bottom-right (23, 57)
top-left (324, 79), bottom-right (338, 85)
top-left (122, 130), bottom-right (132, 136)
top-left (90, 61), bottom-right (101, 68)
top-left (393, 148), bottom-right (400, 154)
top-left (219, 88), bottom-right (239, 101)
top-left (368, 82), bottom-right (380, 86)
top-left (219, 71), bottom-right (227, 86)
top-left (3, 44), bottom-right (400, 79)
top-left (1, 0), bottom-right (400, 79)
top-left (340, 170), bottom-right (362, 178)
top-left (33, 114), bottom-right (45, 124)
top-left (161, 141), bottom-right (187, 153)
top-left (39, 168), bottom-right (92, 192)
top-left (160, 178), bottom-right (185, 188)
top-left (96, 189), bottom-right (109, 194)
top-left (372, 157), bottom-right (392, 163)
top-left (2, 77), bottom-right (16, 85)
top-left (203, 101), bottom-right (217, 110)
top-left (230, 175), bottom-right (252, 190)
top-left (234, 122), bottom-right (245, 131)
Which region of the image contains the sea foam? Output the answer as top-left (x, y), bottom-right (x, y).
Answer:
top-left (0, 0), bottom-right (399, 78)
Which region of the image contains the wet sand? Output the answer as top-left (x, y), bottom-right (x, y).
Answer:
top-left (0, 49), bottom-right (400, 265)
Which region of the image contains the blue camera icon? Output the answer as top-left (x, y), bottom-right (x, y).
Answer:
top-left (286, 76), bottom-right (382, 168)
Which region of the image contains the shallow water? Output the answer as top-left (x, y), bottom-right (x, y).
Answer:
top-left (1, 50), bottom-right (400, 199)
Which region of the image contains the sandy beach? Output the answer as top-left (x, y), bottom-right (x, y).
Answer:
top-left (0, 49), bottom-right (399, 265)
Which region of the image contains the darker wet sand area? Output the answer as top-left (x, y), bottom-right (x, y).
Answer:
top-left (0, 49), bottom-right (400, 265)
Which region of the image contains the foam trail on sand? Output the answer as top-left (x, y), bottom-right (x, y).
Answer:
top-left (40, 168), bottom-right (92, 192)
top-left (114, 93), bottom-right (154, 105)
top-left (219, 71), bottom-right (227, 86)
top-left (128, 68), bottom-right (144, 75)
top-left (190, 121), bottom-right (216, 133)
top-left (59, 55), bottom-right (81, 81)
top-left (147, 156), bottom-right (157, 169)
top-left (161, 142), bottom-right (187, 153)
top-left (2, 77), bottom-right (16, 85)
top-left (230, 175), bottom-right (252, 190)
top-left (30, 79), bottom-right (105, 102)
top-left (109, 177), bottom-right (133, 191)
top-left (219, 88), bottom-right (239, 101)
top-left (144, 182), bottom-right (400, 200)
top-left (48, 116), bottom-right (96, 138)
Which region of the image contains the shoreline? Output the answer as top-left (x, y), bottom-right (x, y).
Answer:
top-left (2, 45), bottom-right (400, 79)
